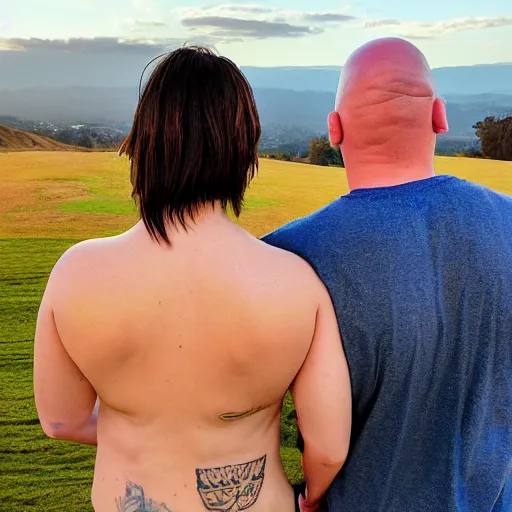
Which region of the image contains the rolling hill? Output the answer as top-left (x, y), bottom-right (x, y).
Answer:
top-left (0, 125), bottom-right (79, 151)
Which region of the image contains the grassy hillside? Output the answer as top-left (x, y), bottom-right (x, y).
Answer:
top-left (1, 152), bottom-right (511, 510)
top-left (0, 125), bottom-right (80, 152)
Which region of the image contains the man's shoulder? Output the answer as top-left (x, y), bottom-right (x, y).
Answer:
top-left (451, 176), bottom-right (512, 203)
top-left (261, 200), bottom-right (341, 252)
top-left (447, 177), bottom-right (512, 223)
top-left (257, 237), bottom-right (327, 296)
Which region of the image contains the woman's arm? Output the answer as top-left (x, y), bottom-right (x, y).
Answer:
top-left (291, 283), bottom-right (352, 511)
top-left (34, 272), bottom-right (98, 445)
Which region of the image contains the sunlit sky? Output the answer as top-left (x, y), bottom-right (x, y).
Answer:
top-left (1, 0), bottom-right (511, 67)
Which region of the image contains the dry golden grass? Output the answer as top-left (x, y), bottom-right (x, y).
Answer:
top-left (0, 152), bottom-right (346, 238)
top-left (1, 152), bottom-right (512, 240)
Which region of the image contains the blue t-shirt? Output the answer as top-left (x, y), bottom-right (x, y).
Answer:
top-left (263, 175), bottom-right (512, 512)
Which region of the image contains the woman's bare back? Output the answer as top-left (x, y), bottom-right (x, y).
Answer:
top-left (34, 46), bottom-right (351, 511)
top-left (48, 217), bottom-right (324, 511)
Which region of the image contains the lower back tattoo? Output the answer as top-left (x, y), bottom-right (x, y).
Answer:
top-left (196, 455), bottom-right (267, 511)
top-left (116, 481), bottom-right (172, 512)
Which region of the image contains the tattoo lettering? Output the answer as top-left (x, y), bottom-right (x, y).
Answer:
top-left (115, 481), bottom-right (172, 512)
top-left (196, 455), bottom-right (266, 511)
top-left (219, 407), bottom-right (263, 422)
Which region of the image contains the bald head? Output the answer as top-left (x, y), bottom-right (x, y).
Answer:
top-left (336, 38), bottom-right (435, 106)
top-left (328, 38), bottom-right (448, 188)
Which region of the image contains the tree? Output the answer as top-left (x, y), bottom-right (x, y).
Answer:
top-left (308, 137), bottom-right (331, 166)
top-left (473, 114), bottom-right (512, 161)
top-left (330, 146), bottom-right (344, 167)
top-left (76, 134), bottom-right (94, 149)
top-left (308, 137), bottom-right (344, 167)
top-left (54, 129), bottom-right (75, 146)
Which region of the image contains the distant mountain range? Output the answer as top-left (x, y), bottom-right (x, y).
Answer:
top-left (0, 87), bottom-right (510, 138)
top-left (1, 49), bottom-right (511, 95)
top-left (0, 54), bottom-right (511, 140)
top-left (241, 63), bottom-right (512, 95)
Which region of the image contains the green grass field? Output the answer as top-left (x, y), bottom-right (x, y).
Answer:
top-left (1, 151), bottom-right (511, 511)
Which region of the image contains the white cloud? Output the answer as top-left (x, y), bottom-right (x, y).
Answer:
top-left (363, 19), bottom-right (401, 28)
top-left (418, 16), bottom-right (512, 36)
top-left (363, 15), bottom-right (512, 39)
top-left (121, 18), bottom-right (168, 33)
top-left (182, 17), bottom-right (322, 39)
top-left (186, 4), bottom-right (276, 16)
top-left (303, 12), bottom-right (355, 23)
top-left (0, 37), bottom-right (184, 54)
top-left (179, 4), bottom-right (357, 40)
top-left (179, 5), bottom-right (278, 19)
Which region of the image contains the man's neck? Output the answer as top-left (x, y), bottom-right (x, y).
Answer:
top-left (345, 162), bottom-right (436, 192)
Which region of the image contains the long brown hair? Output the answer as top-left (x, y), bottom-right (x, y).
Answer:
top-left (120, 46), bottom-right (261, 244)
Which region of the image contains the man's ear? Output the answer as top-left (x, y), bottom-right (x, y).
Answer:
top-left (328, 111), bottom-right (343, 146)
top-left (433, 97), bottom-right (449, 134)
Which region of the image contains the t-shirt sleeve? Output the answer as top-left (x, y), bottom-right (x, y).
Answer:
top-left (260, 230), bottom-right (278, 246)
top-left (260, 218), bottom-right (309, 255)
top-left (260, 226), bottom-right (295, 252)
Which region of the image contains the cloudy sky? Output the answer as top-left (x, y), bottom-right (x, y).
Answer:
top-left (0, 0), bottom-right (511, 68)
